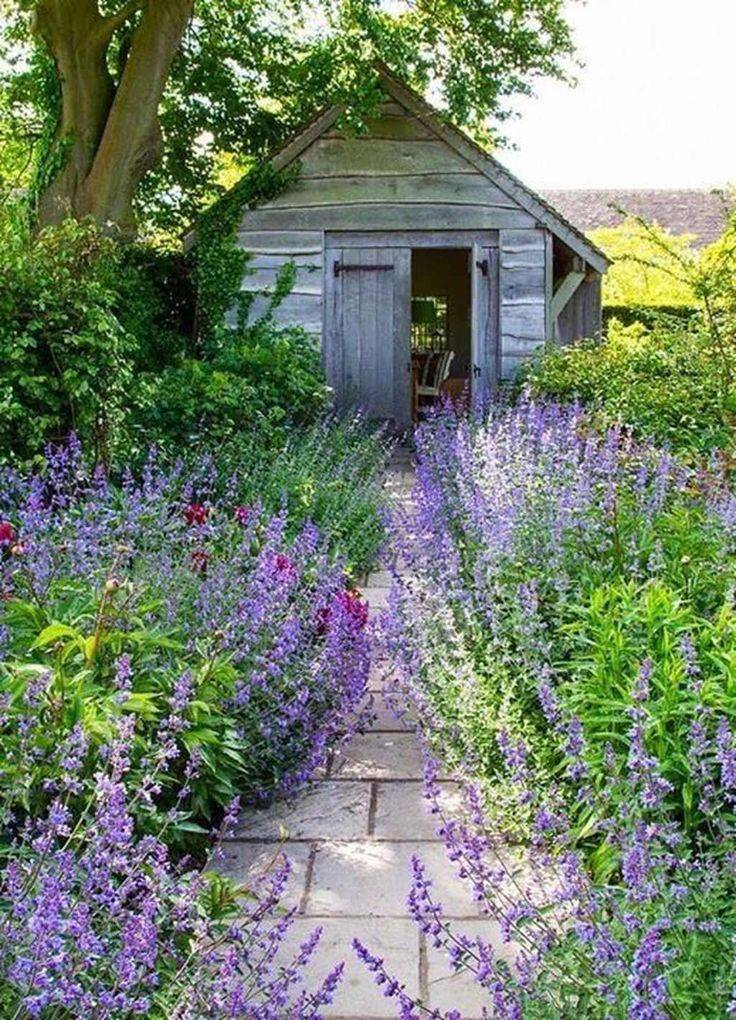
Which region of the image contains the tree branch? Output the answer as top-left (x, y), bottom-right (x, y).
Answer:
top-left (97, 0), bottom-right (145, 41)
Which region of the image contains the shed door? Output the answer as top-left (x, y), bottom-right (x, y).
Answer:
top-left (324, 246), bottom-right (411, 429)
top-left (471, 243), bottom-right (500, 407)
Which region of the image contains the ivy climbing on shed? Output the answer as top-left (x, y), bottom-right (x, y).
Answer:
top-left (193, 161), bottom-right (299, 350)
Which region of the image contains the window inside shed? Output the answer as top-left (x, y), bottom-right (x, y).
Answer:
top-left (411, 296), bottom-right (449, 351)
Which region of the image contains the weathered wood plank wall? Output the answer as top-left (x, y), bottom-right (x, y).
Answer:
top-left (498, 228), bottom-right (548, 379)
top-left (235, 98), bottom-right (583, 393)
top-left (235, 230), bottom-right (323, 340)
top-left (238, 102), bottom-right (538, 342)
top-left (556, 275), bottom-right (603, 345)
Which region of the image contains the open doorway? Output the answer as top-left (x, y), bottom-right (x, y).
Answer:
top-left (410, 248), bottom-right (471, 420)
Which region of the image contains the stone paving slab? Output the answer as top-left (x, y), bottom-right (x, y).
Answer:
top-left (365, 570), bottom-right (393, 587)
top-left (306, 840), bottom-right (482, 919)
top-left (331, 732), bottom-right (426, 780)
top-left (363, 586), bottom-right (390, 609)
top-left (228, 451), bottom-right (514, 1017)
top-left (425, 917), bottom-right (517, 1015)
top-left (281, 917), bottom-right (421, 1018)
top-left (368, 699), bottom-right (414, 732)
top-left (368, 665), bottom-right (392, 692)
top-left (233, 781), bottom-right (371, 840)
top-left (217, 841), bottom-right (312, 911)
top-left (373, 780), bottom-right (462, 841)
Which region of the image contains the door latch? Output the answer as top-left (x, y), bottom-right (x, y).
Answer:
top-left (334, 260), bottom-right (394, 277)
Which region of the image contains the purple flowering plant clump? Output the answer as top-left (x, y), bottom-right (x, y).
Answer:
top-left (363, 400), bottom-right (736, 1016)
top-left (0, 436), bottom-right (372, 837)
top-left (0, 436), bottom-right (376, 1014)
top-left (0, 708), bottom-right (347, 1017)
top-left (383, 400), bottom-right (736, 843)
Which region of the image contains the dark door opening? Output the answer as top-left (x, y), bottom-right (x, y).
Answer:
top-left (410, 248), bottom-right (471, 419)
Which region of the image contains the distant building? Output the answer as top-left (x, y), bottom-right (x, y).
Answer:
top-left (542, 189), bottom-right (732, 248)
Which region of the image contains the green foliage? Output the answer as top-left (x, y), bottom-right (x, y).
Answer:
top-left (524, 319), bottom-right (736, 454)
top-left (561, 578), bottom-right (736, 814)
top-left (0, 215), bottom-right (139, 466)
top-left (527, 208), bottom-right (736, 458)
top-left (0, 202), bottom-right (332, 482)
top-left (602, 304), bottom-right (698, 330)
top-left (589, 220), bottom-right (699, 307)
top-left (1, 0), bottom-right (577, 232)
top-left (133, 325), bottom-right (329, 456)
top-left (193, 161), bottom-right (298, 347)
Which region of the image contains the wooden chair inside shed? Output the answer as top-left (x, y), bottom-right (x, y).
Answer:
top-left (416, 350), bottom-right (455, 406)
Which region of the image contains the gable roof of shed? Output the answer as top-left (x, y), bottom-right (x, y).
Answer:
top-left (256, 64), bottom-right (609, 274)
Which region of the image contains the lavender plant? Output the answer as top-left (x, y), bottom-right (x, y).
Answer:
top-left (357, 682), bottom-right (736, 1017)
top-left (0, 436), bottom-right (371, 844)
top-left (0, 699), bottom-right (345, 1017)
top-left (0, 434), bottom-right (378, 1015)
top-left (383, 401), bottom-right (736, 843)
top-left (362, 400), bottom-right (736, 1015)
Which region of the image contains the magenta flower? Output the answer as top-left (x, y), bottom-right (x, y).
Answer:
top-left (184, 502), bottom-right (208, 526)
top-left (274, 552), bottom-right (296, 578)
top-left (0, 520), bottom-right (16, 546)
top-left (233, 504), bottom-right (252, 525)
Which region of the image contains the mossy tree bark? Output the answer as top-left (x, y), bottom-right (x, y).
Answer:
top-left (32, 0), bottom-right (193, 237)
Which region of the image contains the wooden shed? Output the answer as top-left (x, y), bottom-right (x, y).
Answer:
top-left (233, 65), bottom-right (609, 429)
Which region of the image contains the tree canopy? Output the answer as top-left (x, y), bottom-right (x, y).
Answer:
top-left (0, 0), bottom-right (578, 236)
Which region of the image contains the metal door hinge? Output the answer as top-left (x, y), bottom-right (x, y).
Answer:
top-left (475, 259), bottom-right (489, 277)
top-left (334, 260), bottom-right (394, 277)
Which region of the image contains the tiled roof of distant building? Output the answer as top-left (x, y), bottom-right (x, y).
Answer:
top-left (541, 189), bottom-right (732, 248)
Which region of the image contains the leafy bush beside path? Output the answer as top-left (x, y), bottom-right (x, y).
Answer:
top-left (523, 319), bottom-right (736, 456)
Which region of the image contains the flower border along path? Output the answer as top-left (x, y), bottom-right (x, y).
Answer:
top-left (226, 450), bottom-right (492, 1019)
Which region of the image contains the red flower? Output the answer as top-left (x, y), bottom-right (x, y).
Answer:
top-left (234, 505), bottom-right (252, 526)
top-left (337, 588), bottom-right (369, 629)
top-left (0, 521), bottom-right (16, 546)
top-left (184, 503), bottom-right (208, 527)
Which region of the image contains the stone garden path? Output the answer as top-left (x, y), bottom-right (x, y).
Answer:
top-left (224, 451), bottom-right (490, 1018)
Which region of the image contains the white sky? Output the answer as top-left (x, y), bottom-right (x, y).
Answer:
top-left (499, 0), bottom-right (736, 190)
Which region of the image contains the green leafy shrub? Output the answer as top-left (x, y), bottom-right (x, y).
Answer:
top-left (589, 220), bottom-right (699, 307)
top-left (524, 318), bottom-right (735, 454)
top-left (134, 323), bottom-right (328, 454)
top-left (0, 216), bottom-right (140, 466)
top-left (602, 304), bottom-right (698, 329)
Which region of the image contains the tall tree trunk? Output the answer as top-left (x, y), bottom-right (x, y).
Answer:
top-left (32, 0), bottom-right (193, 237)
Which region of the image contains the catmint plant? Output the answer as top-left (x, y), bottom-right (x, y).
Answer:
top-left (368, 401), bottom-right (736, 1016)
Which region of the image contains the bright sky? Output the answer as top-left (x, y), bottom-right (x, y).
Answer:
top-left (500, 0), bottom-right (736, 190)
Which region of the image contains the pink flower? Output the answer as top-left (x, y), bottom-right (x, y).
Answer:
top-left (234, 505), bottom-right (252, 526)
top-left (184, 503), bottom-right (209, 526)
top-left (0, 521), bottom-right (16, 546)
top-left (337, 589), bottom-right (369, 629)
top-left (315, 589), bottom-right (369, 636)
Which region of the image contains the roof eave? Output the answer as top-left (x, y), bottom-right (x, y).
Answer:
top-left (374, 63), bottom-right (610, 273)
